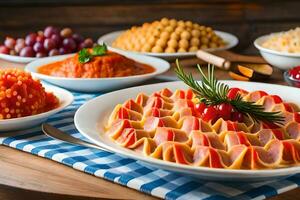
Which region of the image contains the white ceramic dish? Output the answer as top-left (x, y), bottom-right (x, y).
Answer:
top-left (0, 84), bottom-right (73, 132)
top-left (98, 30), bottom-right (239, 60)
top-left (0, 53), bottom-right (37, 63)
top-left (25, 50), bottom-right (170, 92)
top-left (74, 81), bottom-right (300, 181)
top-left (254, 34), bottom-right (300, 70)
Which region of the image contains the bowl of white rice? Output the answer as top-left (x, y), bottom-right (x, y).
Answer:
top-left (254, 27), bottom-right (300, 70)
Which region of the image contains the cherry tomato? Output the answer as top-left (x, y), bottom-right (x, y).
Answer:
top-left (231, 111), bottom-right (243, 122)
top-left (202, 106), bottom-right (218, 122)
top-left (195, 102), bottom-right (206, 115)
top-left (288, 66), bottom-right (300, 80)
top-left (227, 88), bottom-right (240, 100)
top-left (217, 103), bottom-right (233, 120)
top-left (271, 95), bottom-right (283, 104)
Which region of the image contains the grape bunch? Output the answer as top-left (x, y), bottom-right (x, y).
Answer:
top-left (0, 26), bottom-right (94, 57)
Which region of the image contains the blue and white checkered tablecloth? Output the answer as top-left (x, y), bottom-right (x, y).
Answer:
top-left (1, 92), bottom-right (300, 200)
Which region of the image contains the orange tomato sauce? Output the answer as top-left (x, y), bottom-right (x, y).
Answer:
top-left (38, 51), bottom-right (155, 78)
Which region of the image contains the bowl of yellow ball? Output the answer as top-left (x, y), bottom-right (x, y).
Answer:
top-left (98, 18), bottom-right (238, 60)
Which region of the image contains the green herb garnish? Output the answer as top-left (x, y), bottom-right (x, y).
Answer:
top-left (78, 43), bottom-right (108, 63)
top-left (174, 59), bottom-right (284, 125)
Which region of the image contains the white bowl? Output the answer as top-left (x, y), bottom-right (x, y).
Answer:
top-left (98, 30), bottom-right (239, 60)
top-left (0, 84), bottom-right (73, 132)
top-left (0, 53), bottom-right (37, 63)
top-left (254, 34), bottom-right (300, 70)
top-left (75, 81), bottom-right (300, 181)
top-left (25, 50), bottom-right (170, 92)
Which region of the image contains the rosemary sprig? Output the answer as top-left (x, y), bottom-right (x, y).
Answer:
top-left (174, 59), bottom-right (284, 125)
top-left (78, 43), bottom-right (108, 63)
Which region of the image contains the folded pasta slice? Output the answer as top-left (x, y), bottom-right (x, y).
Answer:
top-left (123, 99), bottom-right (143, 114)
top-left (179, 116), bottom-right (212, 135)
top-left (190, 131), bottom-right (226, 150)
top-left (143, 116), bottom-right (179, 132)
top-left (171, 89), bottom-right (194, 100)
top-left (285, 122), bottom-right (300, 140)
top-left (116, 128), bottom-right (151, 147)
top-left (135, 93), bottom-right (149, 107)
top-left (144, 96), bottom-right (173, 111)
top-left (107, 105), bottom-right (143, 127)
top-left (282, 140), bottom-right (300, 164)
top-left (153, 127), bottom-right (189, 145)
top-left (143, 107), bottom-right (174, 118)
top-left (106, 119), bottom-right (142, 139)
top-left (213, 118), bottom-right (249, 133)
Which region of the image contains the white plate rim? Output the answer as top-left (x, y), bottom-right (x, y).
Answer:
top-left (254, 34), bottom-right (300, 58)
top-left (98, 30), bottom-right (239, 57)
top-left (74, 80), bottom-right (300, 177)
top-left (25, 52), bottom-right (170, 81)
top-left (0, 84), bottom-right (74, 125)
top-left (0, 53), bottom-right (37, 63)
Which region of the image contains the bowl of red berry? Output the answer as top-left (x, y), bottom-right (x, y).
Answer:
top-left (0, 26), bottom-right (94, 63)
top-left (284, 66), bottom-right (300, 87)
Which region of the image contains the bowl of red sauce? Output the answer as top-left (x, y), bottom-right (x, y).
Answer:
top-left (284, 66), bottom-right (300, 87)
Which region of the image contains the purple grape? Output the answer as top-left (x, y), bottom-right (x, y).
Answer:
top-left (58, 47), bottom-right (67, 55)
top-left (36, 52), bottom-right (47, 58)
top-left (51, 34), bottom-right (61, 46)
top-left (44, 38), bottom-right (56, 51)
top-left (83, 38), bottom-right (93, 48)
top-left (25, 33), bottom-right (37, 46)
top-left (44, 26), bottom-right (59, 38)
top-left (33, 42), bottom-right (45, 53)
top-left (14, 42), bottom-right (26, 53)
top-left (49, 49), bottom-right (60, 56)
top-left (72, 33), bottom-right (84, 43)
top-left (20, 46), bottom-right (35, 57)
top-left (36, 35), bottom-right (45, 43)
top-left (4, 37), bottom-right (16, 49)
top-left (16, 38), bottom-right (25, 45)
top-left (78, 42), bottom-right (87, 50)
top-left (0, 45), bottom-right (10, 54)
top-left (62, 38), bottom-right (76, 52)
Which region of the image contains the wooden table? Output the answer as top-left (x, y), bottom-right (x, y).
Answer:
top-left (0, 59), bottom-right (299, 199)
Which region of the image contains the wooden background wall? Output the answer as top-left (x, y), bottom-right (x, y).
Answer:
top-left (0, 0), bottom-right (299, 54)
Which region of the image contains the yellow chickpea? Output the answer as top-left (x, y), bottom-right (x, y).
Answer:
top-left (180, 31), bottom-right (191, 40)
top-left (151, 45), bottom-right (163, 53)
top-left (170, 32), bottom-right (179, 40)
top-left (206, 27), bottom-right (213, 32)
top-left (153, 29), bottom-right (161, 37)
top-left (189, 46), bottom-right (198, 52)
top-left (167, 39), bottom-right (178, 48)
top-left (191, 29), bottom-right (201, 38)
top-left (175, 27), bottom-right (184, 35)
top-left (165, 26), bottom-right (174, 33)
top-left (190, 37), bottom-right (200, 46)
top-left (199, 26), bottom-right (205, 31)
top-left (148, 36), bottom-right (157, 46)
top-left (178, 48), bottom-right (187, 52)
top-left (193, 23), bottom-right (200, 29)
top-left (165, 47), bottom-right (176, 53)
top-left (179, 39), bottom-right (189, 49)
top-left (185, 21), bottom-right (193, 28)
top-left (141, 44), bottom-right (152, 52)
top-left (160, 18), bottom-right (169, 26)
top-left (160, 31), bottom-right (170, 40)
top-left (200, 30), bottom-right (207, 36)
top-left (201, 37), bottom-right (209, 44)
top-left (177, 20), bottom-right (185, 27)
top-left (156, 38), bottom-right (167, 48)
top-left (169, 19), bottom-right (177, 27)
